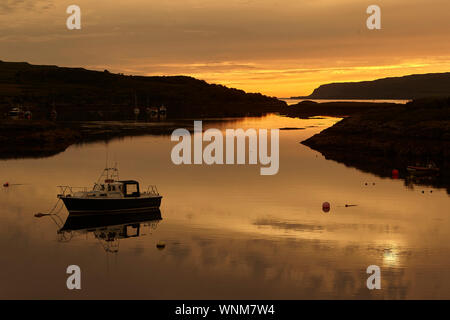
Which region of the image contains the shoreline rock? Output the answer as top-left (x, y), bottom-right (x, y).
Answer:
top-left (280, 100), bottom-right (401, 118)
top-left (301, 98), bottom-right (450, 193)
top-left (0, 120), bottom-right (193, 159)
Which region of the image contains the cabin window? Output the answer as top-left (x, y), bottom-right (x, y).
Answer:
top-left (126, 225), bottom-right (139, 237)
top-left (125, 183), bottom-right (139, 196)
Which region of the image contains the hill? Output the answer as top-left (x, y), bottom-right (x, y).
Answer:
top-left (294, 73), bottom-right (450, 100)
top-left (0, 60), bottom-right (285, 120)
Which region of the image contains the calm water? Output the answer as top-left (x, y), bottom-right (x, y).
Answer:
top-left (280, 99), bottom-right (411, 105)
top-left (1, 115), bottom-right (449, 299)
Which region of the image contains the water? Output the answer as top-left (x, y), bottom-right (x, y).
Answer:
top-left (1, 114), bottom-right (449, 299)
top-left (280, 99), bottom-right (411, 105)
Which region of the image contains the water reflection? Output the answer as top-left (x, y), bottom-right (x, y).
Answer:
top-left (305, 146), bottom-right (450, 194)
top-left (383, 248), bottom-right (400, 267)
top-left (1, 115), bottom-right (450, 299)
top-left (41, 210), bottom-right (162, 253)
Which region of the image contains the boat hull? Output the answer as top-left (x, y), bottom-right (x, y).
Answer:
top-left (407, 166), bottom-right (440, 174)
top-left (60, 196), bottom-right (162, 215)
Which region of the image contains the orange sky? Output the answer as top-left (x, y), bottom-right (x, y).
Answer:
top-left (1, 0), bottom-right (449, 97)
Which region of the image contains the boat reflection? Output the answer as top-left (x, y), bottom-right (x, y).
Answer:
top-left (404, 173), bottom-right (440, 191)
top-left (57, 209), bottom-right (162, 253)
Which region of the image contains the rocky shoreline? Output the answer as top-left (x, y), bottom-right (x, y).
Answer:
top-left (281, 100), bottom-right (401, 118)
top-left (301, 98), bottom-right (450, 193)
top-left (0, 120), bottom-right (194, 159)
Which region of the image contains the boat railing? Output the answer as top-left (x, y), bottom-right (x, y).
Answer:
top-left (146, 185), bottom-right (159, 196)
top-left (57, 185), bottom-right (88, 197)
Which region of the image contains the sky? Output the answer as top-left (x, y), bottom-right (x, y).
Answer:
top-left (1, 0), bottom-right (450, 97)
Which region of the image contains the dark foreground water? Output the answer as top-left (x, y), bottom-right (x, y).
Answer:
top-left (1, 115), bottom-right (449, 299)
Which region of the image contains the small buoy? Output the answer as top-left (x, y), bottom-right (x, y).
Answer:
top-left (430, 190), bottom-right (433, 193)
top-left (156, 241), bottom-right (166, 249)
top-left (392, 169), bottom-right (399, 179)
top-left (365, 183), bottom-right (368, 186)
top-left (322, 202), bottom-right (330, 213)
top-left (421, 190), bottom-right (425, 193)
top-left (3, 182), bottom-right (9, 187)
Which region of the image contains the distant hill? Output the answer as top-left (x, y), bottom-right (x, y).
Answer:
top-left (293, 73), bottom-right (450, 100)
top-left (0, 60), bottom-right (285, 120)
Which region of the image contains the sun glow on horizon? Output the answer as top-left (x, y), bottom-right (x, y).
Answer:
top-left (85, 58), bottom-right (450, 97)
top-left (2, 0), bottom-right (449, 97)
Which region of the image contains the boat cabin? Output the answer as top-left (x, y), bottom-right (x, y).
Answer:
top-left (119, 180), bottom-right (140, 197)
top-left (92, 180), bottom-right (140, 198)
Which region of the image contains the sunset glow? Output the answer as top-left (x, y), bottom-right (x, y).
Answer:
top-left (1, 0), bottom-right (449, 96)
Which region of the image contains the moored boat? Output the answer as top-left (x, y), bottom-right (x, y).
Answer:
top-left (58, 167), bottom-right (162, 215)
top-left (407, 164), bottom-right (440, 174)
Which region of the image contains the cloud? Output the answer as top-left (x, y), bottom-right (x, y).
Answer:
top-left (1, 0), bottom-right (449, 96)
top-left (0, 0), bottom-right (54, 13)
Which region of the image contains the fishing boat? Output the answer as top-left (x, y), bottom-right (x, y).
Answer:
top-left (57, 167), bottom-right (162, 215)
top-left (7, 107), bottom-right (24, 120)
top-left (406, 163), bottom-right (440, 174)
top-left (150, 107), bottom-right (159, 118)
top-left (159, 105), bottom-right (167, 116)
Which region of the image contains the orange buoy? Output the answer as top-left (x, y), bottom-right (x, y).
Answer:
top-left (322, 202), bottom-right (330, 213)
